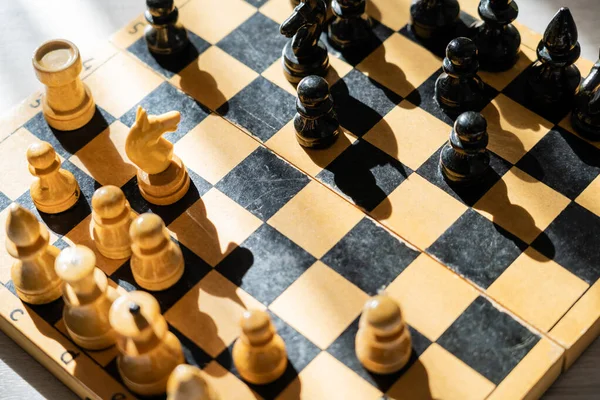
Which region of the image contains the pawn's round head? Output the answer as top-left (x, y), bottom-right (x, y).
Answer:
top-left (167, 365), bottom-right (211, 398)
top-left (454, 111), bottom-right (487, 140)
top-left (297, 75), bottom-right (330, 105)
top-left (446, 37), bottom-right (478, 67)
top-left (27, 141), bottom-right (57, 170)
top-left (240, 309), bottom-right (274, 345)
top-left (55, 245), bottom-right (96, 284)
top-left (363, 295), bottom-right (403, 334)
top-left (129, 213), bottom-right (166, 249)
top-left (92, 185), bottom-right (127, 219)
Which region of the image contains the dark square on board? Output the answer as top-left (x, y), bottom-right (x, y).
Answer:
top-left (437, 296), bottom-right (540, 385)
top-left (244, 0), bottom-right (269, 6)
top-left (516, 127), bottom-right (600, 200)
top-left (218, 77), bottom-right (296, 142)
top-left (120, 82), bottom-right (211, 143)
top-left (317, 139), bottom-right (411, 212)
top-left (216, 224), bottom-right (315, 306)
top-left (215, 146), bottom-right (309, 221)
top-left (417, 147), bottom-right (512, 206)
top-left (330, 68), bottom-right (402, 137)
top-left (24, 107), bottom-right (115, 158)
top-left (127, 31), bottom-right (210, 79)
top-left (427, 209), bottom-right (527, 289)
top-left (217, 12), bottom-right (288, 74)
top-left (110, 241), bottom-right (212, 313)
top-left (326, 317), bottom-right (431, 392)
top-left (532, 202), bottom-right (600, 285)
top-left (0, 192), bottom-right (12, 212)
top-left (322, 217), bottom-right (420, 295)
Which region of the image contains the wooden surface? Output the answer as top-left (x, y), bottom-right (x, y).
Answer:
top-left (0, 0), bottom-right (599, 399)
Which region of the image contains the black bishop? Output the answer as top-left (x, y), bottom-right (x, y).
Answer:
top-left (294, 75), bottom-right (340, 148)
top-left (440, 111), bottom-right (490, 185)
top-left (572, 51), bottom-right (600, 141)
top-left (435, 37), bottom-right (486, 113)
top-left (527, 7), bottom-right (581, 106)
top-left (471, 0), bottom-right (521, 71)
top-left (144, 0), bottom-right (189, 55)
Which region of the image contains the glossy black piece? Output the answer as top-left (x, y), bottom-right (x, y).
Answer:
top-left (470, 0), bottom-right (521, 71)
top-left (294, 75), bottom-right (340, 148)
top-left (572, 51), bottom-right (600, 141)
top-left (144, 0), bottom-right (189, 55)
top-left (328, 0), bottom-right (372, 50)
top-left (435, 37), bottom-right (486, 113)
top-left (280, 0), bottom-right (330, 84)
top-left (527, 7), bottom-right (581, 107)
top-left (410, 0), bottom-right (460, 41)
top-left (440, 111), bottom-right (490, 185)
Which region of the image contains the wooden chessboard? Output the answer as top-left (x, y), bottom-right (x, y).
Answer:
top-left (1, 0), bottom-right (599, 398)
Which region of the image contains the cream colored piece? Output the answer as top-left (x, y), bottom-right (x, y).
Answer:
top-left (167, 364), bottom-right (220, 400)
top-left (125, 107), bottom-right (190, 205)
top-left (355, 294), bottom-right (412, 374)
top-left (130, 213), bottom-right (184, 291)
top-left (55, 244), bottom-right (119, 350)
top-left (27, 141), bottom-right (80, 214)
top-left (232, 310), bottom-right (287, 385)
top-left (109, 291), bottom-right (184, 396)
top-left (32, 39), bottom-right (96, 131)
top-left (6, 204), bottom-right (62, 304)
top-left (91, 185), bottom-right (135, 259)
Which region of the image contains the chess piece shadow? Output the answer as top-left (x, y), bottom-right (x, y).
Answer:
top-left (385, 357), bottom-right (437, 399)
top-left (365, 0), bottom-right (380, 21)
top-left (177, 60), bottom-right (229, 114)
top-left (50, 107), bottom-right (112, 155)
top-left (148, 41), bottom-right (200, 76)
top-left (474, 177), bottom-right (555, 260)
top-left (35, 195), bottom-right (92, 236)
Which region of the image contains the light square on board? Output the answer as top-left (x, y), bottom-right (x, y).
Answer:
top-left (576, 175), bottom-right (600, 216)
top-left (258, 0), bottom-right (295, 25)
top-left (269, 261), bottom-right (368, 349)
top-left (0, 127), bottom-right (44, 200)
top-left (178, 0), bottom-right (256, 44)
top-left (388, 343), bottom-right (495, 400)
top-left (265, 122), bottom-right (356, 178)
top-left (170, 46), bottom-right (259, 111)
top-left (487, 247), bottom-right (589, 332)
top-left (84, 52), bottom-right (164, 118)
top-left (267, 181), bottom-right (364, 259)
top-left (174, 114), bottom-right (259, 185)
top-left (164, 270), bottom-right (265, 357)
top-left (478, 46), bottom-right (536, 92)
top-left (474, 167), bottom-right (570, 244)
top-left (364, 100), bottom-right (449, 170)
top-left (386, 254), bottom-right (479, 342)
top-left (278, 352), bottom-right (382, 400)
top-left (68, 120), bottom-right (136, 188)
top-left (168, 188), bottom-right (262, 267)
top-left (371, 173), bottom-right (468, 249)
top-left (367, 0), bottom-right (411, 31)
top-left (480, 94), bottom-right (553, 165)
top-left (63, 215), bottom-right (130, 276)
top-left (262, 55), bottom-right (353, 97)
top-left (357, 33), bottom-right (441, 98)
top-left (197, 361), bottom-right (261, 399)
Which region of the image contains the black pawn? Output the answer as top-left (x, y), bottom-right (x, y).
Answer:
top-left (527, 7), bottom-right (581, 106)
top-left (471, 0), bottom-right (521, 71)
top-left (440, 112), bottom-right (490, 185)
top-left (435, 37), bottom-right (486, 113)
top-left (572, 51), bottom-right (600, 141)
top-left (410, 0), bottom-right (460, 41)
top-left (280, 0), bottom-right (330, 85)
top-left (294, 76), bottom-right (340, 148)
top-left (144, 0), bottom-right (189, 55)
top-left (328, 0), bottom-right (372, 50)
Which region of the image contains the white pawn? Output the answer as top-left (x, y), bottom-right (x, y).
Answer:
top-left (27, 141), bottom-right (80, 214)
top-left (91, 185), bottom-right (135, 259)
top-left (167, 364), bottom-right (220, 400)
top-left (130, 213), bottom-right (184, 291)
top-left (355, 294), bottom-right (412, 374)
top-left (6, 204), bottom-right (62, 304)
top-left (55, 245), bottom-right (119, 349)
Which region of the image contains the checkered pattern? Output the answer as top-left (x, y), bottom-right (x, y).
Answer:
top-left (0, 0), bottom-right (598, 398)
